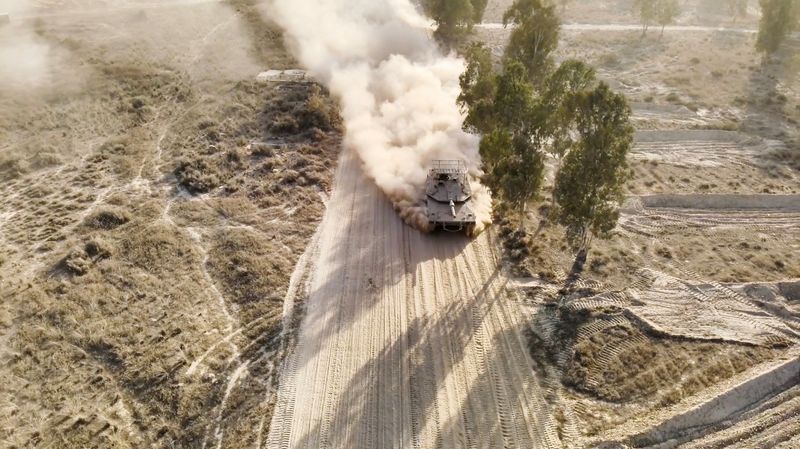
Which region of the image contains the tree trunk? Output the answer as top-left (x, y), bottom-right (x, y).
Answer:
top-left (660, 24), bottom-right (665, 38)
top-left (570, 248), bottom-right (587, 277)
top-left (570, 228), bottom-right (591, 276)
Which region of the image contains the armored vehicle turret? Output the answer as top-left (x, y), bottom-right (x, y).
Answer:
top-left (425, 160), bottom-right (476, 235)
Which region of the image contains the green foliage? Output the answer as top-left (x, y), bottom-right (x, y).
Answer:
top-left (554, 83), bottom-right (634, 250)
top-left (503, 0), bottom-right (561, 85)
top-left (756, 0), bottom-right (800, 55)
top-left (656, 0), bottom-right (680, 35)
top-left (493, 61), bottom-right (537, 132)
top-left (459, 0), bottom-right (632, 245)
top-left (633, 0), bottom-right (657, 34)
top-left (478, 62), bottom-right (547, 219)
top-left (422, 0), bottom-right (488, 46)
top-left (634, 0), bottom-right (680, 35)
top-left (489, 131), bottom-right (547, 218)
top-left (471, 0), bottom-right (489, 22)
top-left (460, 53), bottom-right (549, 225)
top-left (541, 60), bottom-right (597, 159)
top-left (458, 43), bottom-right (499, 135)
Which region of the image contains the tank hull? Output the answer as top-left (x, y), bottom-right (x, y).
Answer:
top-left (426, 199), bottom-right (476, 232)
top-left (424, 160), bottom-right (476, 235)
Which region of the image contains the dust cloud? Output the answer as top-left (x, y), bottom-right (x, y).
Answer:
top-left (0, 1), bottom-right (62, 92)
top-left (263, 0), bottom-right (493, 232)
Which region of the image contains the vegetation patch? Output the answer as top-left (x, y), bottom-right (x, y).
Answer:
top-left (563, 320), bottom-right (777, 405)
top-left (84, 207), bottom-right (131, 230)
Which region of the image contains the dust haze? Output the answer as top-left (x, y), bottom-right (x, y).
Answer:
top-left (263, 0), bottom-right (493, 232)
top-left (2, 1), bottom-right (799, 448)
top-left (0, 1), bottom-right (75, 92)
top-left (0, 1), bottom-right (342, 447)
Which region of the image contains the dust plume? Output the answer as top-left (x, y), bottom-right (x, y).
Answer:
top-left (263, 0), bottom-right (493, 233)
top-left (0, 1), bottom-right (62, 92)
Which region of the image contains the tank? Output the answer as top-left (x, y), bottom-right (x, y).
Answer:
top-left (425, 160), bottom-right (477, 235)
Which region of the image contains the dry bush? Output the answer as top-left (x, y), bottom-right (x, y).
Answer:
top-left (208, 229), bottom-right (289, 324)
top-left (0, 149), bottom-right (64, 181)
top-left (0, 157), bottom-right (28, 181)
top-left (57, 237), bottom-right (115, 276)
top-left (250, 142), bottom-right (277, 157)
top-left (174, 157), bottom-right (224, 194)
top-left (85, 237), bottom-right (113, 259)
top-left (563, 318), bottom-right (777, 405)
top-left (84, 207), bottom-right (131, 230)
top-left (1, 7), bottom-right (343, 447)
top-left (261, 83), bottom-right (342, 138)
top-left (61, 248), bottom-right (92, 276)
top-left (300, 84), bottom-right (342, 132)
top-left (120, 223), bottom-right (198, 274)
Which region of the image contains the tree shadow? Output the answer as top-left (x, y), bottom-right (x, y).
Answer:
top-left (283, 150), bottom-right (472, 376)
top-left (284, 229), bottom-right (561, 447)
top-left (740, 38), bottom-right (800, 164)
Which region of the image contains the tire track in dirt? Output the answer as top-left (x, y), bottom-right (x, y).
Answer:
top-left (265, 149), bottom-right (559, 448)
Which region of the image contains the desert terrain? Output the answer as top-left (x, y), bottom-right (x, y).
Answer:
top-left (2, 0), bottom-right (799, 448)
top-left (477, 1), bottom-right (800, 447)
top-left (1, 1), bottom-right (342, 447)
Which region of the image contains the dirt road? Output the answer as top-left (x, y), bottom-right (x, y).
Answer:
top-left (266, 150), bottom-right (559, 449)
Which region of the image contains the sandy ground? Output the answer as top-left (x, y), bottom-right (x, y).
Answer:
top-left (0, 2), bottom-right (341, 447)
top-left (265, 149), bottom-right (560, 449)
top-left (474, 2), bottom-right (800, 447)
top-left (2, 0), bottom-right (799, 447)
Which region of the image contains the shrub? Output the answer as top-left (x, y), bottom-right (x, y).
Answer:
top-left (198, 119), bottom-right (221, 142)
top-left (225, 148), bottom-right (246, 167)
top-left (598, 53), bottom-right (620, 68)
top-left (84, 207), bottom-right (131, 230)
top-left (286, 152), bottom-right (309, 170)
top-left (62, 249), bottom-right (91, 276)
top-left (251, 143), bottom-right (275, 157)
top-left (298, 85), bottom-right (342, 132)
top-left (655, 246), bottom-right (672, 259)
top-left (174, 158), bottom-right (222, 194)
top-left (99, 139), bottom-right (129, 155)
top-left (85, 238), bottom-right (113, 260)
top-left (269, 114), bottom-right (300, 134)
top-left (29, 152), bottom-right (63, 170)
top-left (130, 96), bottom-right (146, 111)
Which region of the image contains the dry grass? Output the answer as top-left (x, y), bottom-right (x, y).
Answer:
top-left (0, 3), bottom-right (341, 448)
top-left (524, 306), bottom-right (782, 437)
top-left (564, 321), bottom-right (777, 406)
top-left (490, 3), bottom-right (800, 443)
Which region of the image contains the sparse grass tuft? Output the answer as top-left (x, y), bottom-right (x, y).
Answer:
top-left (174, 157), bottom-right (224, 194)
top-left (85, 207), bottom-right (131, 230)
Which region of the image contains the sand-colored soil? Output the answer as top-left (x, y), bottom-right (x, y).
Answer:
top-left (0, 2), bottom-right (341, 448)
top-left (266, 149), bottom-right (561, 448)
top-left (2, 1), bottom-right (799, 448)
